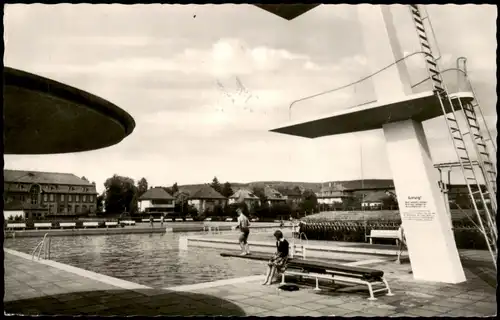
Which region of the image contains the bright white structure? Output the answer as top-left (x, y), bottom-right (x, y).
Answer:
top-left (269, 5), bottom-right (491, 283)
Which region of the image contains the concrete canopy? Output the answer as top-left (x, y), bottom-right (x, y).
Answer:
top-left (254, 4), bottom-right (320, 20)
top-left (4, 67), bottom-right (135, 155)
top-left (270, 91), bottom-right (474, 138)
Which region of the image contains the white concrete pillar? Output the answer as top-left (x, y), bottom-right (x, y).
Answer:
top-left (383, 120), bottom-right (465, 283)
top-left (357, 5), bottom-right (413, 101)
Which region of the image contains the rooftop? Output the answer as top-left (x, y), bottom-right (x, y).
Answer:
top-left (229, 189), bottom-right (260, 200)
top-left (139, 187), bottom-right (175, 201)
top-left (4, 169), bottom-right (94, 186)
top-left (190, 185), bottom-right (227, 200)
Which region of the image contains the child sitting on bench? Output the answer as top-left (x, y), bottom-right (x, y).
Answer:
top-left (262, 230), bottom-right (289, 285)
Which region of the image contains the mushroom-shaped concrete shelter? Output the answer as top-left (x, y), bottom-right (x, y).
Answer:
top-left (4, 67), bottom-right (135, 154)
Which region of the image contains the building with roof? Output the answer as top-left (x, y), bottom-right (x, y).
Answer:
top-left (276, 186), bottom-right (303, 204)
top-left (3, 169), bottom-right (98, 219)
top-left (361, 190), bottom-right (395, 209)
top-left (263, 185), bottom-right (287, 206)
top-left (316, 182), bottom-right (350, 204)
top-left (138, 187), bottom-right (175, 215)
top-left (228, 188), bottom-right (261, 209)
top-left (187, 185), bottom-right (227, 214)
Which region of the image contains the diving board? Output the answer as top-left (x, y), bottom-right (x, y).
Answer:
top-left (271, 91), bottom-right (473, 138)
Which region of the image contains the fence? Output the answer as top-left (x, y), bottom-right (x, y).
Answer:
top-left (300, 220), bottom-right (487, 250)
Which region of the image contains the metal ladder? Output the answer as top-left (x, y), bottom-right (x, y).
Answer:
top-left (409, 4), bottom-right (497, 269)
top-left (456, 57), bottom-right (497, 201)
top-left (31, 233), bottom-right (51, 260)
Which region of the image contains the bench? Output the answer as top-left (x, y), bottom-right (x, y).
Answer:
top-left (34, 223), bottom-right (53, 230)
top-left (225, 218), bottom-right (234, 222)
top-left (165, 218), bottom-right (173, 222)
top-left (186, 218), bottom-right (193, 221)
top-left (142, 219), bottom-right (150, 222)
top-left (105, 221), bottom-right (119, 228)
top-left (83, 222), bottom-right (99, 229)
top-left (366, 229), bottom-right (400, 245)
top-left (120, 220), bottom-right (136, 226)
top-left (60, 222), bottom-right (76, 229)
top-left (7, 223), bottom-right (26, 230)
top-left (220, 252), bottom-right (393, 300)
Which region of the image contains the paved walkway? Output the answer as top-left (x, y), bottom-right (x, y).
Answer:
top-left (4, 249), bottom-right (497, 316)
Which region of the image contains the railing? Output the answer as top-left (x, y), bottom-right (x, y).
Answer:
top-left (31, 233), bottom-right (51, 260)
top-left (299, 232), bottom-right (309, 246)
top-left (287, 51), bottom-right (440, 122)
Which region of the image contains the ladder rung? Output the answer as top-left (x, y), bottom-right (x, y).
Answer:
top-left (413, 17), bottom-right (424, 25)
top-left (428, 68), bottom-right (439, 75)
top-left (457, 146), bottom-right (466, 150)
top-left (453, 137), bottom-right (463, 141)
top-left (469, 124), bottom-right (480, 130)
top-left (416, 25), bottom-right (426, 33)
top-left (419, 34), bottom-right (428, 41)
top-left (477, 143), bottom-right (486, 147)
top-left (463, 167), bottom-right (473, 170)
top-left (431, 76), bottom-right (442, 83)
top-left (447, 117), bottom-right (457, 122)
top-left (460, 157), bottom-right (471, 161)
top-left (426, 59), bottom-right (437, 66)
top-left (422, 42), bottom-right (431, 50)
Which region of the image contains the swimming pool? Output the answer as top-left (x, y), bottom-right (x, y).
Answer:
top-left (3, 232), bottom-right (267, 288)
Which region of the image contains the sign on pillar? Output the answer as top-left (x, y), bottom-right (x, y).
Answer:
top-left (383, 120), bottom-right (466, 283)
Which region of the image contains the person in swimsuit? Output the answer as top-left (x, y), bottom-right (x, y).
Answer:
top-left (262, 230), bottom-right (289, 285)
top-left (235, 208), bottom-right (251, 255)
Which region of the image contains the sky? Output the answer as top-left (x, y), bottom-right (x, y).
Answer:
top-left (4, 4), bottom-right (497, 194)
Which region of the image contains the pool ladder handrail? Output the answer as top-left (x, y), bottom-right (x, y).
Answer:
top-left (31, 233), bottom-right (51, 260)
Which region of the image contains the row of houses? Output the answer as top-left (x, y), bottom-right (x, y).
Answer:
top-left (138, 184), bottom-right (295, 215)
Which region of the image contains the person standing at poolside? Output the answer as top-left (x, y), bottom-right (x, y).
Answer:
top-left (160, 214), bottom-right (164, 227)
top-left (235, 208), bottom-right (251, 255)
top-left (149, 214), bottom-right (154, 228)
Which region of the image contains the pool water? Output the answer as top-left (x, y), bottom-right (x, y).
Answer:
top-left (3, 233), bottom-right (267, 288)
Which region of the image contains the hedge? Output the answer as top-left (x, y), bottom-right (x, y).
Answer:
top-left (299, 220), bottom-right (488, 250)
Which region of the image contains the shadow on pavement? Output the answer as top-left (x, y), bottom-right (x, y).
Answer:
top-left (4, 288), bottom-right (246, 316)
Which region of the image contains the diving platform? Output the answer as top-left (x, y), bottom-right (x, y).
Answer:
top-left (270, 91), bottom-right (474, 138)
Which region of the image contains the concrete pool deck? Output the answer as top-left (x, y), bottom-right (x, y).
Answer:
top-left (4, 247), bottom-right (496, 316)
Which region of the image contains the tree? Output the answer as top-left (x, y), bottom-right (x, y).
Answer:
top-left (382, 193), bottom-right (399, 210)
top-left (221, 182), bottom-right (234, 198)
top-left (162, 186), bottom-right (173, 195)
top-left (211, 177), bottom-right (222, 194)
top-left (96, 193), bottom-right (105, 213)
top-left (104, 175), bottom-right (138, 214)
top-left (252, 186), bottom-right (267, 203)
top-left (171, 182), bottom-right (179, 195)
top-left (300, 189), bottom-right (318, 214)
top-left (293, 185), bottom-right (302, 196)
top-left (343, 193), bottom-right (362, 211)
top-left (137, 178), bottom-right (148, 197)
